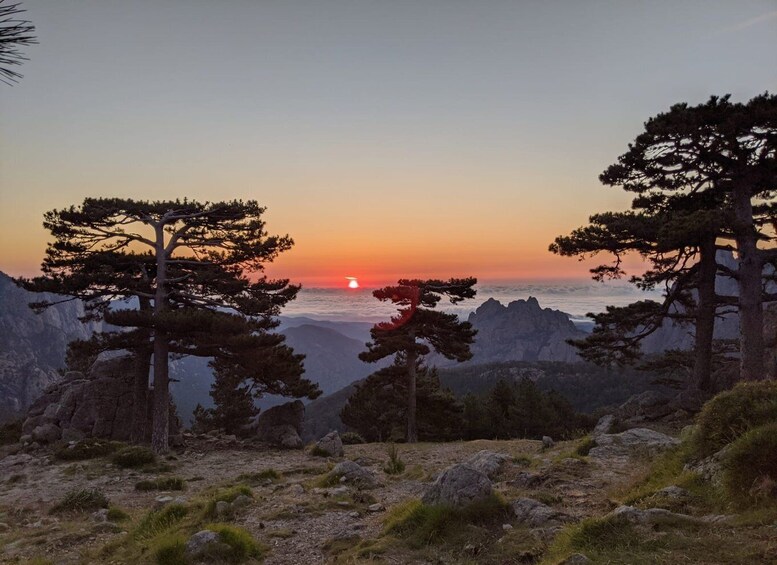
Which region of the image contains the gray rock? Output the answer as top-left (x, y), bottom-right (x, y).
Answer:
top-left (185, 530), bottom-right (230, 560)
top-left (155, 496), bottom-right (174, 509)
top-left (614, 391), bottom-right (674, 423)
top-left (463, 450), bottom-right (510, 479)
top-left (512, 497), bottom-right (570, 527)
top-left (231, 494), bottom-right (252, 509)
top-left (330, 460), bottom-right (377, 489)
top-left (422, 464), bottom-right (492, 507)
top-left (542, 436), bottom-right (555, 449)
top-left (367, 503), bottom-right (384, 512)
top-left (683, 445), bottom-right (730, 485)
top-left (255, 400), bottom-right (305, 449)
top-left (561, 554), bottom-right (591, 564)
top-left (588, 428), bottom-right (679, 459)
top-left (592, 415), bottom-right (615, 437)
top-left (31, 423), bottom-right (61, 443)
top-left (315, 430), bottom-right (344, 457)
top-left (288, 484), bottom-right (305, 495)
top-left (656, 485), bottom-right (690, 499)
top-left (92, 509), bottom-right (110, 523)
top-left (215, 500), bottom-right (231, 516)
top-left (610, 505), bottom-right (702, 526)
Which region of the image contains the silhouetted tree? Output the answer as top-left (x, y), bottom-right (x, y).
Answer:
top-left (359, 278), bottom-right (477, 443)
top-left (22, 198), bottom-right (311, 453)
top-left (0, 1), bottom-right (36, 85)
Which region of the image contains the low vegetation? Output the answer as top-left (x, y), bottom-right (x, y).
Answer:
top-left (135, 477), bottom-right (186, 491)
top-left (112, 445), bottom-right (157, 468)
top-left (51, 488), bottom-right (109, 513)
top-left (383, 443), bottom-right (405, 475)
top-left (54, 438), bottom-right (124, 461)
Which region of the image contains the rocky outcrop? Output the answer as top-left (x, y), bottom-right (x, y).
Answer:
top-left (22, 354), bottom-right (179, 443)
top-left (0, 272), bottom-right (100, 421)
top-left (588, 428), bottom-right (679, 460)
top-left (466, 297), bottom-right (586, 363)
top-left (255, 400), bottom-right (304, 449)
top-left (511, 497), bottom-right (571, 527)
top-left (422, 464), bottom-right (493, 506)
top-left (462, 450), bottom-right (510, 479)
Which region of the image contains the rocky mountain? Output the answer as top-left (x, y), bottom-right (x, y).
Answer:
top-left (0, 273), bottom-right (100, 422)
top-left (465, 297), bottom-right (586, 364)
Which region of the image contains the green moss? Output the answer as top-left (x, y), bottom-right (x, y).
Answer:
top-left (692, 381), bottom-right (777, 458)
top-left (112, 445), bottom-right (156, 468)
top-left (51, 488), bottom-right (109, 513)
top-left (723, 422), bottom-right (777, 505)
top-left (135, 477), bottom-right (186, 491)
top-left (55, 438), bottom-right (125, 461)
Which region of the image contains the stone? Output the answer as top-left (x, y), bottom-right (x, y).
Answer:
top-left (561, 554), bottom-right (591, 564)
top-left (185, 530), bottom-right (230, 560)
top-left (610, 505), bottom-right (702, 526)
top-left (502, 523), bottom-right (513, 531)
top-left (231, 494), bottom-right (252, 509)
top-left (288, 484), bottom-right (305, 495)
top-left (422, 464), bottom-right (492, 507)
top-left (683, 445), bottom-right (730, 485)
top-left (656, 485), bottom-right (690, 499)
top-left (255, 400), bottom-right (305, 449)
top-left (315, 430), bottom-right (344, 457)
top-left (367, 503), bottom-right (384, 512)
top-left (330, 460), bottom-right (377, 489)
top-left (542, 436), bottom-right (555, 449)
top-left (588, 428), bottom-right (679, 459)
top-left (509, 471), bottom-right (543, 488)
top-left (215, 501), bottom-right (231, 516)
top-left (92, 509), bottom-right (110, 523)
top-left (511, 498), bottom-right (570, 527)
top-left (31, 423), bottom-right (61, 443)
top-left (462, 450), bottom-right (511, 479)
top-left (154, 496), bottom-right (174, 509)
top-left (592, 415), bottom-right (615, 437)
top-left (614, 391), bottom-right (674, 423)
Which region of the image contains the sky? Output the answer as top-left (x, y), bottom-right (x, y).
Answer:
top-left (1, 1), bottom-right (776, 288)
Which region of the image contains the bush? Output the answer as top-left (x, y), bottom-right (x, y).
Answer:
top-left (55, 438), bottom-right (124, 461)
top-left (575, 436), bottom-right (597, 457)
top-left (309, 445), bottom-right (332, 457)
top-left (383, 443), bottom-right (405, 475)
top-left (203, 523), bottom-right (267, 562)
top-left (106, 506), bottom-right (130, 522)
top-left (692, 381), bottom-right (777, 457)
top-left (152, 533), bottom-right (187, 565)
top-left (112, 446), bottom-right (156, 468)
top-left (723, 422), bottom-right (777, 504)
top-left (135, 477), bottom-right (186, 491)
top-left (51, 488), bottom-right (109, 513)
top-left (341, 431), bottom-right (366, 445)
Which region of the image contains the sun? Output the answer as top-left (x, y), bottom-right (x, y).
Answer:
top-left (346, 277), bottom-right (359, 289)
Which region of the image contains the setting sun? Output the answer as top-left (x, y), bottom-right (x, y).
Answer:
top-left (346, 277), bottom-right (359, 289)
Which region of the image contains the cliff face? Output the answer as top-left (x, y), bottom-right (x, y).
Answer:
top-left (0, 273), bottom-right (100, 421)
top-left (467, 297), bottom-right (586, 363)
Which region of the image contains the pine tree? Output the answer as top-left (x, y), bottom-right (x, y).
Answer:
top-left (21, 198), bottom-right (315, 452)
top-left (359, 278), bottom-right (477, 443)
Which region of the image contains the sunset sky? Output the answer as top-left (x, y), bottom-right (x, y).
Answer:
top-left (1, 1), bottom-right (776, 287)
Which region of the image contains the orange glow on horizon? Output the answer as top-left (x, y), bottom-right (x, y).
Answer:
top-left (346, 277), bottom-right (359, 289)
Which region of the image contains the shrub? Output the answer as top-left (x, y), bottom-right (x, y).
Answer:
top-left (106, 506), bottom-right (130, 522)
top-left (55, 438), bottom-right (124, 461)
top-left (112, 445), bottom-right (156, 468)
top-left (51, 489), bottom-right (109, 513)
top-left (309, 445), bottom-right (332, 457)
top-left (575, 436), bottom-right (597, 456)
top-left (133, 505), bottom-right (188, 540)
top-left (135, 477), bottom-right (186, 491)
top-left (692, 381), bottom-right (777, 457)
top-left (723, 422), bottom-right (777, 504)
top-left (152, 533), bottom-right (186, 565)
top-left (383, 443), bottom-right (405, 475)
top-left (341, 431), bottom-right (366, 445)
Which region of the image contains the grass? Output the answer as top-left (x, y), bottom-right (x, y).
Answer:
top-left (237, 469), bottom-right (280, 484)
top-left (106, 506), bottom-right (130, 522)
top-left (55, 438), bottom-right (125, 461)
top-left (204, 485), bottom-right (253, 518)
top-left (112, 445), bottom-right (156, 468)
top-left (341, 431), bottom-right (366, 445)
top-left (310, 445), bottom-right (333, 457)
top-left (51, 489), bottom-right (109, 513)
top-left (574, 436), bottom-right (597, 456)
top-left (722, 422), bottom-right (777, 505)
top-left (384, 494), bottom-right (509, 547)
top-left (133, 504), bottom-right (189, 541)
top-left (152, 523), bottom-right (266, 564)
top-left (135, 477), bottom-right (186, 491)
top-left (383, 443), bottom-right (406, 475)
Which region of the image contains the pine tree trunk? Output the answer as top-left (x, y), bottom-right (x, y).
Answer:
top-left (406, 350), bottom-right (418, 444)
top-left (130, 345), bottom-right (152, 444)
top-left (733, 186), bottom-right (765, 381)
top-left (692, 236), bottom-right (717, 392)
top-left (151, 336), bottom-right (170, 453)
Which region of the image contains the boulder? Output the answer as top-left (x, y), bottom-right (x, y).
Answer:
top-left (592, 415), bottom-right (615, 438)
top-left (462, 450), bottom-right (511, 479)
top-left (588, 428), bottom-right (679, 459)
top-left (22, 355), bottom-right (180, 443)
top-left (614, 391), bottom-right (674, 423)
top-left (422, 464), bottom-right (492, 507)
top-left (542, 436), bottom-right (555, 449)
top-left (185, 530), bottom-right (230, 560)
top-left (255, 400), bottom-right (305, 448)
top-left (330, 460), bottom-right (377, 489)
top-left (511, 497), bottom-right (571, 527)
top-left (683, 445), bottom-right (730, 485)
top-left (315, 430), bottom-right (344, 457)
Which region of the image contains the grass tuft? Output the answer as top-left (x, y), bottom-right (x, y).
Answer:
top-left (383, 443), bottom-right (406, 475)
top-left (112, 445), bottom-right (156, 468)
top-left (55, 438), bottom-right (125, 461)
top-left (135, 477), bottom-right (186, 491)
top-left (51, 488), bottom-right (108, 513)
top-left (723, 422), bottom-right (777, 505)
top-left (133, 504), bottom-right (189, 540)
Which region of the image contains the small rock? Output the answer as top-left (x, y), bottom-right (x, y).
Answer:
top-left (92, 509), bottom-right (110, 523)
top-left (502, 523), bottom-right (513, 531)
top-left (329, 486), bottom-right (349, 496)
top-left (542, 436), bottom-right (555, 449)
top-left (367, 503), bottom-right (384, 512)
top-left (330, 460), bottom-right (378, 489)
top-left (422, 464), bottom-right (492, 507)
top-left (657, 485), bottom-right (690, 499)
top-left (231, 494), bottom-right (252, 509)
top-left (315, 431), bottom-right (344, 457)
top-left (288, 484), bottom-right (305, 495)
top-left (512, 498), bottom-right (570, 527)
top-left (215, 500), bottom-right (231, 516)
top-left (348, 511), bottom-right (360, 518)
top-left (172, 496), bottom-right (188, 505)
top-left (185, 530), bottom-right (230, 560)
top-left (154, 496), bottom-right (174, 509)
top-left (561, 554), bottom-right (591, 564)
